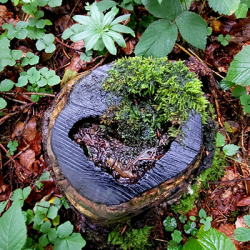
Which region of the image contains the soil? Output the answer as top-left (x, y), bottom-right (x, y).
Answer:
top-left (71, 118), bottom-right (174, 185)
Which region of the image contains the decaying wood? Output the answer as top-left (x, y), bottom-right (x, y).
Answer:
top-left (43, 64), bottom-right (214, 223)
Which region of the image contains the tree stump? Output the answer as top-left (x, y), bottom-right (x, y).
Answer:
top-left (43, 64), bottom-right (215, 223)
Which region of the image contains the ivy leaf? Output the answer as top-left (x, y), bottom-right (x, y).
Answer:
top-left (0, 79), bottom-right (15, 91)
top-left (141, 0), bottom-right (183, 20)
top-left (53, 233), bottom-right (86, 250)
top-left (216, 132), bottom-right (225, 147)
top-left (176, 11), bottom-right (207, 50)
top-left (62, 24), bottom-right (85, 40)
top-left (0, 202), bottom-right (27, 250)
top-left (234, 227), bottom-right (250, 242)
top-left (224, 45), bottom-right (250, 86)
top-left (197, 226), bottom-right (236, 250)
top-left (0, 98), bottom-right (7, 109)
top-left (171, 230), bottom-right (182, 243)
top-left (223, 144), bottom-right (240, 156)
top-left (163, 217), bottom-right (177, 232)
top-left (208, 0), bottom-right (240, 15)
top-left (57, 221), bottom-right (74, 238)
top-left (135, 20), bottom-right (177, 58)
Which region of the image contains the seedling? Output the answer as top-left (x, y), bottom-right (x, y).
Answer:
top-left (163, 216), bottom-right (177, 232)
top-left (7, 140), bottom-right (18, 156)
top-left (234, 215), bottom-right (250, 242)
top-left (218, 34), bottom-right (232, 46)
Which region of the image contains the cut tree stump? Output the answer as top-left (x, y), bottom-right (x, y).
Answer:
top-left (42, 64), bottom-right (215, 223)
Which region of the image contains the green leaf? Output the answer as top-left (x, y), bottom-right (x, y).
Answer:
top-left (190, 216), bottom-right (196, 221)
top-left (102, 6), bottom-right (119, 27)
top-left (40, 221), bottom-right (51, 234)
top-left (43, 33), bottom-right (55, 44)
top-left (234, 227), bottom-right (250, 242)
top-left (110, 14), bottom-right (131, 26)
top-left (216, 132), bottom-right (225, 147)
top-left (36, 39), bottom-right (46, 51)
top-left (0, 79), bottom-right (15, 91)
top-left (0, 202), bottom-right (27, 250)
top-left (57, 221), bottom-right (74, 238)
top-left (26, 209), bottom-right (34, 224)
top-left (179, 215), bottom-right (187, 223)
top-left (163, 216), bottom-right (177, 232)
top-left (183, 237), bottom-right (203, 250)
top-left (240, 94), bottom-right (250, 105)
top-left (200, 217), bottom-right (212, 231)
top-left (208, 0), bottom-right (240, 15)
top-left (45, 43), bottom-right (56, 53)
top-left (110, 24), bottom-right (135, 36)
top-left (48, 0), bottom-right (62, 7)
top-left (231, 85), bottom-right (246, 97)
top-left (141, 0), bottom-right (183, 20)
top-left (135, 20), bottom-right (177, 58)
top-left (199, 209), bottom-right (207, 219)
top-left (62, 24), bottom-right (84, 40)
top-left (97, 0), bottom-right (117, 12)
top-left (0, 98), bottom-right (7, 109)
top-left (47, 206), bottom-right (59, 219)
top-left (80, 52), bottom-right (92, 62)
top-left (176, 11), bottom-right (207, 50)
top-left (219, 79), bottom-right (235, 90)
top-left (23, 186), bottom-right (31, 199)
top-left (171, 230), bottom-right (182, 243)
top-left (39, 234), bottom-right (49, 247)
top-left (225, 45), bottom-right (250, 86)
top-left (27, 67), bottom-right (40, 83)
top-left (48, 228), bottom-right (57, 242)
top-left (11, 50), bottom-right (23, 60)
top-left (102, 33), bottom-right (117, 55)
top-left (207, 27), bottom-right (212, 36)
top-left (53, 233), bottom-right (86, 250)
top-left (223, 144), bottom-right (240, 156)
top-left (244, 215), bottom-right (250, 228)
top-left (85, 33), bottom-right (101, 51)
top-left (197, 226), bottom-right (236, 250)
top-left (16, 75), bottom-right (28, 88)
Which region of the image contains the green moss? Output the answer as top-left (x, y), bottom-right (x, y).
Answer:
top-left (171, 184), bottom-right (200, 214)
top-left (102, 57), bottom-right (209, 145)
top-left (171, 148), bottom-right (226, 214)
top-left (108, 226), bottom-right (152, 250)
top-left (197, 148), bottom-right (226, 189)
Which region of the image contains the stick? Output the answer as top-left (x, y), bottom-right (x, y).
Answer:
top-left (0, 143), bottom-right (15, 164)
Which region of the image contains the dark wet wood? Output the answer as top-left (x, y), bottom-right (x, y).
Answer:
top-left (43, 65), bottom-right (212, 223)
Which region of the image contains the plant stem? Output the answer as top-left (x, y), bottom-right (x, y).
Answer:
top-left (227, 156), bottom-right (250, 168)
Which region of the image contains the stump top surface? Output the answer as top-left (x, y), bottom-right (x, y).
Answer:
top-left (51, 65), bottom-right (203, 206)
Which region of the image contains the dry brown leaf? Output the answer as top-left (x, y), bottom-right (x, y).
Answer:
top-left (122, 40), bottom-right (135, 55)
top-left (236, 196), bottom-right (250, 206)
top-left (71, 40), bottom-right (85, 50)
top-left (19, 149), bottom-right (35, 171)
top-left (66, 53), bottom-right (85, 72)
top-left (12, 121), bottom-right (24, 139)
top-left (0, 5), bottom-right (13, 18)
top-left (22, 117), bottom-right (37, 142)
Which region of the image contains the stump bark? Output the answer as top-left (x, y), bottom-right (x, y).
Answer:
top-left (43, 64), bottom-right (215, 223)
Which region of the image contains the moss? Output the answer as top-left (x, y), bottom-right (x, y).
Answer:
top-left (171, 148), bottom-right (226, 214)
top-left (102, 57), bottom-right (209, 146)
top-left (108, 225), bottom-right (152, 250)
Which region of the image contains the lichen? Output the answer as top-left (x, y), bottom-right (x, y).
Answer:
top-left (102, 56), bottom-right (209, 146)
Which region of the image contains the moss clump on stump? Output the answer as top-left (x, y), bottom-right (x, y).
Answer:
top-left (102, 57), bottom-right (208, 146)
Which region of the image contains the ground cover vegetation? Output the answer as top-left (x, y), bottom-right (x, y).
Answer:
top-left (0, 0), bottom-right (250, 249)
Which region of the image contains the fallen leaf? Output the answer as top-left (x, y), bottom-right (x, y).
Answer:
top-left (12, 121), bottom-right (24, 139)
top-left (237, 196), bottom-right (250, 206)
top-left (22, 117), bottom-right (37, 142)
top-left (19, 149), bottom-right (35, 171)
top-left (122, 39), bottom-right (135, 55)
top-left (66, 53), bottom-right (85, 72)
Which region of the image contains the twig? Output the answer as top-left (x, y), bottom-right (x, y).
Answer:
top-left (91, 53), bottom-right (109, 71)
top-left (55, 37), bottom-right (82, 52)
top-left (3, 95), bottom-right (28, 105)
top-left (0, 111), bottom-right (21, 126)
top-left (2, 92), bottom-right (55, 97)
top-left (199, 0), bottom-right (207, 15)
top-left (226, 156), bottom-right (250, 168)
top-left (175, 43), bottom-right (193, 57)
top-left (3, 144), bottom-right (30, 167)
top-left (209, 177), bottom-right (250, 185)
top-left (0, 143), bottom-right (15, 164)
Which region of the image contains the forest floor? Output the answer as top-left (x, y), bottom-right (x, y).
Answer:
top-left (1, 0), bottom-right (250, 249)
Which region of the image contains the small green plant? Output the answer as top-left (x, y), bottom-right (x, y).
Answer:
top-left (0, 187), bottom-right (85, 250)
top-left (63, 2), bottom-right (134, 56)
top-left (218, 34), bottom-right (232, 46)
top-left (36, 34), bottom-right (56, 53)
top-left (102, 56), bottom-right (208, 146)
top-left (108, 225), bottom-right (152, 250)
top-left (234, 215), bottom-right (250, 242)
top-left (7, 139), bottom-right (18, 156)
top-left (164, 210), bottom-right (235, 250)
top-left (216, 132), bottom-right (240, 156)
